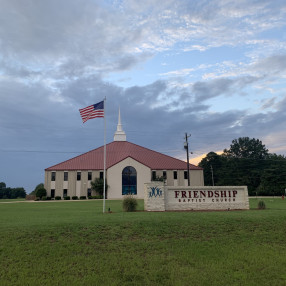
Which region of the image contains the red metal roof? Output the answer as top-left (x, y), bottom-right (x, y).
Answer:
top-left (45, 141), bottom-right (202, 171)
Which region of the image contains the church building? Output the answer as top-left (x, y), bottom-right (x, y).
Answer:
top-left (44, 111), bottom-right (204, 199)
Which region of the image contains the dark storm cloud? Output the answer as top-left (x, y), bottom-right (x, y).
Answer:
top-left (1, 73), bottom-right (285, 192)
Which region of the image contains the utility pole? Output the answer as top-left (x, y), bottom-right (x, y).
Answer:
top-left (210, 165), bottom-right (214, 186)
top-left (184, 133), bottom-right (191, 186)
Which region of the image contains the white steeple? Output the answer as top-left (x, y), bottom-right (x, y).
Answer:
top-left (114, 107), bottom-right (126, 141)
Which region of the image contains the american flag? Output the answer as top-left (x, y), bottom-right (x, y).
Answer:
top-left (79, 101), bottom-right (104, 123)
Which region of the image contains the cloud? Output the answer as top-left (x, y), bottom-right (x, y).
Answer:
top-left (260, 97), bottom-right (276, 110)
top-left (0, 0), bottom-right (147, 78)
top-left (1, 72), bottom-right (286, 192)
top-left (191, 76), bottom-right (261, 102)
top-left (275, 95), bottom-right (286, 111)
top-left (160, 68), bottom-right (194, 77)
top-left (0, 79), bottom-right (74, 147)
top-left (1, 0), bottom-right (286, 193)
top-left (148, 0), bottom-right (286, 51)
top-left (59, 75), bottom-right (123, 106)
top-left (1, 0), bottom-right (286, 77)
top-left (250, 54), bottom-right (286, 75)
top-left (192, 78), bottom-right (234, 102)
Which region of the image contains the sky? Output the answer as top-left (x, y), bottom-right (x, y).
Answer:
top-left (1, 0), bottom-right (286, 193)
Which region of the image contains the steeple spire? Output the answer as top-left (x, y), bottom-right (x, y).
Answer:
top-left (114, 107), bottom-right (126, 141)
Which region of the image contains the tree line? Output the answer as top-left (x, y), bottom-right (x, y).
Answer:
top-left (198, 137), bottom-right (286, 196)
top-left (0, 182), bottom-right (26, 199)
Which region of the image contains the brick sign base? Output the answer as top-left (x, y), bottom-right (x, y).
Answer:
top-left (144, 183), bottom-right (249, 211)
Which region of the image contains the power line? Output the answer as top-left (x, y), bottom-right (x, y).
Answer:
top-left (0, 150), bottom-right (84, 154)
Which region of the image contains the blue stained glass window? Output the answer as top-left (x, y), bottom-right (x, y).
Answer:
top-left (122, 166), bottom-right (137, 195)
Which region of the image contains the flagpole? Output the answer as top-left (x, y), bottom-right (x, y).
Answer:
top-left (103, 97), bottom-right (106, 213)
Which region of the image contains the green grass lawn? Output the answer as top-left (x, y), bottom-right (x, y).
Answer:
top-left (0, 198), bottom-right (286, 285)
top-left (0, 198), bottom-right (26, 202)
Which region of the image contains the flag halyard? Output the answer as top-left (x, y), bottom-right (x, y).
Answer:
top-left (79, 101), bottom-right (104, 123)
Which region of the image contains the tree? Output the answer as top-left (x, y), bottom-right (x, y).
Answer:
top-left (0, 187), bottom-right (10, 199)
top-left (257, 154), bottom-right (286, 196)
top-left (223, 137), bottom-right (269, 159)
top-left (0, 183), bottom-right (26, 199)
top-left (0, 182), bottom-right (6, 190)
top-left (198, 152), bottom-right (224, 186)
top-left (0, 182), bottom-right (7, 198)
top-left (222, 137), bottom-right (271, 195)
top-left (10, 188), bottom-right (26, 199)
top-left (35, 187), bottom-right (47, 199)
top-left (90, 178), bottom-right (108, 197)
top-left (198, 137), bottom-right (286, 196)
top-left (30, 183), bottom-right (44, 195)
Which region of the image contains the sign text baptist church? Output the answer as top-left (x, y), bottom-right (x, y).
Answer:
top-left (174, 189), bottom-right (238, 203)
top-left (144, 184), bottom-right (249, 211)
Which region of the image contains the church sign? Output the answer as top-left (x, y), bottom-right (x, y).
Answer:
top-left (144, 183), bottom-right (249, 211)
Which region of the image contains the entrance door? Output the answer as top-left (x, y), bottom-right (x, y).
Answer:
top-left (122, 166), bottom-right (137, 195)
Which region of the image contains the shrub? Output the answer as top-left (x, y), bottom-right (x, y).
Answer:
top-left (55, 196), bottom-right (61, 200)
top-left (64, 196), bottom-right (70, 200)
top-left (258, 200), bottom-right (266, 210)
top-left (42, 196), bottom-right (47, 201)
top-left (80, 196), bottom-right (86, 200)
top-left (88, 195), bottom-right (103, 199)
top-left (46, 197), bottom-right (51, 200)
top-left (152, 175), bottom-right (164, 182)
top-left (123, 196), bottom-right (138, 212)
top-left (72, 196), bottom-right (78, 200)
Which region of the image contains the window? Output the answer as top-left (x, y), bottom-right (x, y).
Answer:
top-left (77, 172), bottom-right (81, 181)
top-left (152, 171), bottom-right (156, 180)
top-left (122, 166), bottom-right (137, 195)
top-left (63, 189), bottom-right (68, 197)
top-left (173, 171), bottom-right (177, 180)
top-left (88, 172), bottom-right (92, 181)
top-left (64, 172), bottom-right (68, 181)
top-left (163, 171), bottom-right (167, 179)
top-left (184, 171), bottom-right (188, 180)
top-left (51, 172), bottom-right (56, 181)
top-left (99, 171), bottom-right (104, 179)
top-left (51, 189), bottom-right (55, 198)
top-left (87, 188), bottom-right (92, 197)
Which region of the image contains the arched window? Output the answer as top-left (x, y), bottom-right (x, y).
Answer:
top-left (122, 166), bottom-right (137, 195)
